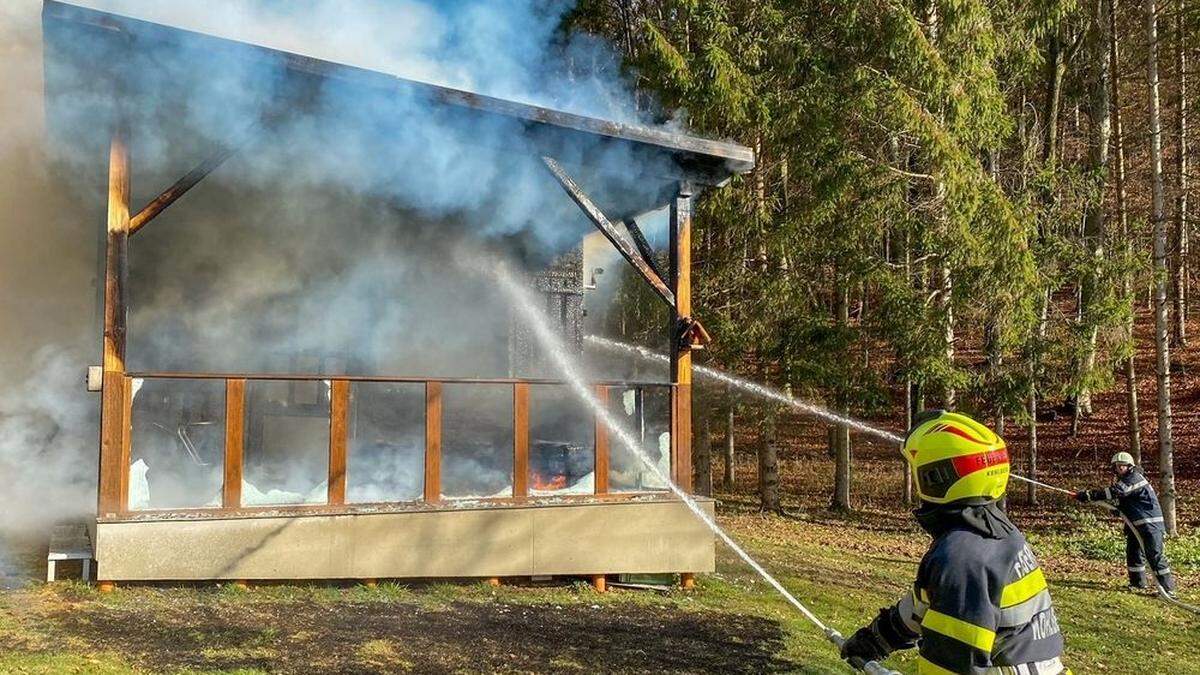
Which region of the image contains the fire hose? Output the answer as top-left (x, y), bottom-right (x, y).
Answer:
top-left (1008, 474), bottom-right (1200, 616)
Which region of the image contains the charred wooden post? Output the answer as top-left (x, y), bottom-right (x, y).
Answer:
top-left (670, 182), bottom-right (695, 492)
top-left (541, 156), bottom-right (674, 305)
top-left (223, 379), bottom-right (246, 508)
top-left (328, 380), bottom-right (350, 505)
top-left (594, 385), bottom-right (610, 494)
top-left (513, 382), bottom-right (530, 498)
top-left (424, 382), bottom-right (443, 502)
top-left (129, 123), bottom-right (260, 234)
top-left (98, 132), bottom-right (130, 518)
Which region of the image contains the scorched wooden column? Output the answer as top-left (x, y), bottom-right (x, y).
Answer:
top-left (670, 183), bottom-right (694, 492)
top-left (98, 133), bottom-right (130, 518)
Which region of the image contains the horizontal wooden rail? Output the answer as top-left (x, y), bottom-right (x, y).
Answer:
top-left (125, 371), bottom-right (674, 388)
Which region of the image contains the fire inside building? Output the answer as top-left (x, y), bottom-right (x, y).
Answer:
top-left (42, 0), bottom-right (754, 588)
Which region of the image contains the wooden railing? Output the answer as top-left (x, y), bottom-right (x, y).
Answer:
top-left (104, 374), bottom-right (675, 518)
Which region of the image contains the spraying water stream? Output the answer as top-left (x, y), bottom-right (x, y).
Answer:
top-left (587, 335), bottom-right (906, 444)
top-left (491, 265), bottom-right (897, 674)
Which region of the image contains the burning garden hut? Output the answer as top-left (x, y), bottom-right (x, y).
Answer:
top-left (42, 0), bottom-right (753, 586)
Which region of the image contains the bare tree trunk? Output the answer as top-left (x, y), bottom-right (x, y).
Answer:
top-left (1172, 0), bottom-right (1189, 348)
top-left (758, 415), bottom-right (780, 513)
top-left (695, 413), bottom-right (713, 497)
top-left (832, 281), bottom-right (852, 511)
top-left (1111, 0), bottom-right (1142, 462)
top-left (1029, 290), bottom-right (1049, 505)
top-left (1146, 0), bottom-right (1178, 534)
top-left (723, 388), bottom-right (735, 491)
top-left (1079, 0), bottom-right (1114, 422)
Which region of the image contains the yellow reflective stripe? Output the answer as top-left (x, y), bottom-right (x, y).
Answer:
top-left (921, 609), bottom-right (996, 652)
top-left (919, 587), bottom-right (930, 604)
top-left (917, 655), bottom-right (959, 675)
top-left (1001, 568), bottom-right (1048, 608)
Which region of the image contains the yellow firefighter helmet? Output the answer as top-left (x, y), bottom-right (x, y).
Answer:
top-left (902, 411), bottom-right (1009, 504)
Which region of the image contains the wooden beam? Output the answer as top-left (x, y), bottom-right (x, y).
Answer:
top-left (328, 380), bottom-right (349, 505)
top-left (128, 124), bottom-right (258, 234)
top-left (424, 381), bottom-right (442, 502)
top-left (513, 382), bottom-right (530, 498)
top-left (118, 376), bottom-right (132, 511)
top-left (594, 385), bottom-right (610, 494)
top-left (542, 156), bottom-right (675, 306)
top-left (670, 184), bottom-right (694, 492)
top-left (623, 218), bottom-right (664, 280)
top-left (98, 133), bottom-right (130, 518)
top-left (223, 379), bottom-right (245, 508)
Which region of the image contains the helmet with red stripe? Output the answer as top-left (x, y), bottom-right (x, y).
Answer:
top-left (902, 411), bottom-right (1009, 504)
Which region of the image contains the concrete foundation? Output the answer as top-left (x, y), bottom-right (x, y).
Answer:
top-left (93, 498), bottom-right (715, 581)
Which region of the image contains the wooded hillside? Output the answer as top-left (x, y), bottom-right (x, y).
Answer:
top-left (569, 0), bottom-right (1199, 532)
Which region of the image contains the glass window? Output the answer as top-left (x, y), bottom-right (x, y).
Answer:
top-left (128, 378), bottom-right (225, 510)
top-left (347, 382), bottom-right (425, 503)
top-left (440, 384), bottom-right (513, 499)
top-left (242, 380), bottom-right (330, 505)
top-left (608, 385), bottom-right (672, 493)
top-left (529, 385), bottom-right (595, 495)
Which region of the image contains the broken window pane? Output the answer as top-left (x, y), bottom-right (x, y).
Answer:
top-left (242, 380), bottom-right (330, 505)
top-left (608, 385), bottom-right (671, 493)
top-left (347, 382), bottom-right (425, 503)
top-left (529, 385), bottom-right (595, 495)
top-left (441, 384), bottom-right (513, 499)
top-left (128, 378), bottom-right (225, 510)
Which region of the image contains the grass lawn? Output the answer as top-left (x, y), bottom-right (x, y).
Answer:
top-left (1, 510), bottom-right (1196, 674)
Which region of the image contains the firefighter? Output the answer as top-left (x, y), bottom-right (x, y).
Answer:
top-left (1075, 452), bottom-right (1176, 596)
top-left (841, 411), bottom-right (1068, 675)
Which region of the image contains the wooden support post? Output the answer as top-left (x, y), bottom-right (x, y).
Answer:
top-left (363, 578), bottom-right (378, 588)
top-left (594, 385), bottom-right (610, 494)
top-left (223, 379), bottom-right (245, 508)
top-left (328, 380), bottom-right (349, 505)
top-left (424, 382), bottom-right (442, 502)
top-left (542, 156), bottom-right (675, 305)
top-left (590, 575), bottom-right (606, 593)
top-left (681, 573), bottom-right (696, 590)
top-left (97, 581), bottom-right (116, 593)
top-left (118, 376), bottom-right (132, 510)
top-left (486, 577), bottom-right (501, 587)
top-left (231, 580), bottom-right (250, 590)
top-left (513, 383), bottom-right (530, 498)
top-left (670, 183), bottom-right (694, 492)
top-left (98, 133), bottom-right (130, 518)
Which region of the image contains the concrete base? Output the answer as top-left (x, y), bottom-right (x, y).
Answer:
top-left (93, 498), bottom-right (715, 582)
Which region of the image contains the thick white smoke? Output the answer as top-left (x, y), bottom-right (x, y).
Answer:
top-left (1, 0), bottom-right (677, 569)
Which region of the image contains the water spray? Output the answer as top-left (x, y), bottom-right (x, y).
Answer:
top-left (588, 336), bottom-right (1200, 619)
top-left (495, 268), bottom-right (898, 674)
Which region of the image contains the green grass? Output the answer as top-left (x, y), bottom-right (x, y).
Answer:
top-left (0, 513), bottom-right (1196, 673)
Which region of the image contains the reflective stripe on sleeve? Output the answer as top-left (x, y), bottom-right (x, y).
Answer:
top-left (1132, 516), bottom-right (1164, 526)
top-left (1128, 565), bottom-right (1146, 572)
top-left (1156, 567), bottom-right (1172, 576)
top-left (921, 609), bottom-right (997, 652)
top-left (997, 588), bottom-right (1054, 627)
top-left (918, 655), bottom-right (959, 675)
top-left (1104, 487), bottom-right (1113, 500)
top-left (1001, 568), bottom-right (1048, 608)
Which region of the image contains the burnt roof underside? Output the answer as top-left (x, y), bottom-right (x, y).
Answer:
top-left (42, 1), bottom-right (754, 230)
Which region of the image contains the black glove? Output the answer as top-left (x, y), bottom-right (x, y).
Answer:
top-left (841, 625), bottom-right (891, 664)
top-left (1075, 490), bottom-right (1089, 502)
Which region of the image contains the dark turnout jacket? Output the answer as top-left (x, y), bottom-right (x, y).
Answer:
top-left (885, 503), bottom-right (1065, 674)
top-left (1081, 467), bottom-right (1163, 529)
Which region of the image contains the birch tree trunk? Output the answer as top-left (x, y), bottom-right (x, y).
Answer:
top-left (832, 281), bottom-right (852, 510)
top-left (1145, 0), bottom-right (1177, 534)
top-left (758, 415), bottom-right (781, 513)
top-left (1110, 0), bottom-right (1142, 463)
top-left (1172, 0), bottom-right (1189, 348)
top-left (1078, 0), bottom-right (1114, 419)
top-left (723, 388), bottom-right (735, 491)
